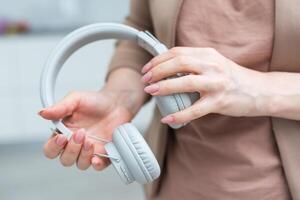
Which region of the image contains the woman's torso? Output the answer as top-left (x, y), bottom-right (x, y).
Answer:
top-left (152, 1), bottom-right (291, 199)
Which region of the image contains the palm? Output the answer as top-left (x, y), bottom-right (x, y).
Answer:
top-left (62, 91), bottom-right (132, 151)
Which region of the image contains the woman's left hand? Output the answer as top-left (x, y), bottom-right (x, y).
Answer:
top-left (141, 47), bottom-right (270, 125)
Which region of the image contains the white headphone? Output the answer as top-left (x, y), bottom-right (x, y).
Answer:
top-left (40, 23), bottom-right (197, 184)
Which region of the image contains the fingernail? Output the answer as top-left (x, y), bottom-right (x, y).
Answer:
top-left (141, 72), bottom-right (152, 83)
top-left (142, 62), bottom-right (152, 73)
top-left (92, 157), bottom-right (101, 165)
top-left (73, 129), bottom-right (85, 144)
top-left (38, 108), bottom-right (46, 115)
top-left (161, 115), bottom-right (175, 124)
top-left (56, 135), bottom-right (67, 147)
top-left (144, 84), bottom-right (159, 94)
top-left (84, 140), bottom-right (92, 151)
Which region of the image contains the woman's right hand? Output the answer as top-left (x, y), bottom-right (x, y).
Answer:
top-left (38, 89), bottom-right (134, 171)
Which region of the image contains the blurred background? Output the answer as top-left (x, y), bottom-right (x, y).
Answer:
top-left (0, 0), bottom-right (155, 199)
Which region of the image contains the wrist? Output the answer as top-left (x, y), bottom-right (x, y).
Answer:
top-left (101, 88), bottom-right (141, 116)
top-left (255, 72), bottom-right (286, 117)
top-left (103, 68), bottom-right (147, 116)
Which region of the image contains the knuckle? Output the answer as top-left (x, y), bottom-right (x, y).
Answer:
top-left (215, 96), bottom-right (229, 110)
top-left (211, 64), bottom-right (225, 74)
top-left (225, 78), bottom-right (237, 91)
top-left (190, 107), bottom-right (201, 118)
top-left (159, 80), bottom-right (171, 92)
top-left (170, 47), bottom-right (183, 56)
top-left (186, 75), bottom-right (199, 89)
top-left (214, 77), bottom-right (233, 91)
top-left (152, 65), bottom-right (162, 77)
top-left (214, 77), bottom-right (227, 90)
top-left (149, 59), bottom-right (157, 67)
top-left (177, 56), bottom-right (189, 66)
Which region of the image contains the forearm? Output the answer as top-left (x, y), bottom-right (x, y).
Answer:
top-left (103, 67), bottom-right (148, 116)
top-left (102, 0), bottom-right (153, 116)
top-left (259, 71), bottom-right (300, 120)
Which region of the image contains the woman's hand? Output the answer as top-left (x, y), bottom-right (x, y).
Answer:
top-left (141, 47), bottom-right (270, 125)
top-left (39, 90), bottom-right (134, 171)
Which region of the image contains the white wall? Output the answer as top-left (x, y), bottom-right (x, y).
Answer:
top-left (0, 1), bottom-right (155, 144)
top-left (0, 0), bottom-right (130, 29)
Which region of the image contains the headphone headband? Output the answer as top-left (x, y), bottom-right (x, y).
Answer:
top-left (40, 23), bottom-right (168, 137)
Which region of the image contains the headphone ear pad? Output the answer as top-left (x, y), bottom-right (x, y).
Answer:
top-left (122, 124), bottom-right (161, 181)
top-left (107, 123), bottom-right (160, 184)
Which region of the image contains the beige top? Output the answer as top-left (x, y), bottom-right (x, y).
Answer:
top-left (153, 1), bottom-right (291, 199)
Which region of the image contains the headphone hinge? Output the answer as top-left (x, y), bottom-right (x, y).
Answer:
top-left (137, 31), bottom-right (168, 56)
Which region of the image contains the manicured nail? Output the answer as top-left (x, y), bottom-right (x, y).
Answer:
top-left (92, 156), bottom-right (101, 165)
top-left (142, 62), bottom-right (152, 73)
top-left (83, 140), bottom-right (92, 151)
top-left (161, 115), bottom-right (174, 124)
top-left (73, 129), bottom-right (85, 144)
top-left (38, 108), bottom-right (46, 115)
top-left (141, 72), bottom-right (152, 83)
top-left (56, 135), bottom-right (67, 147)
top-left (144, 84), bottom-right (159, 94)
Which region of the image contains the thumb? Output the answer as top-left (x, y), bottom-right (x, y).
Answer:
top-left (38, 92), bottom-right (80, 120)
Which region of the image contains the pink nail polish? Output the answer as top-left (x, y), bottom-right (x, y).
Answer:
top-left (84, 140), bottom-right (92, 151)
top-left (74, 129), bottom-right (85, 144)
top-left (141, 72), bottom-right (152, 83)
top-left (38, 108), bottom-right (46, 115)
top-left (92, 157), bottom-right (101, 165)
top-left (142, 62), bottom-right (152, 73)
top-left (161, 115), bottom-right (174, 123)
top-left (56, 135), bottom-right (67, 147)
top-left (144, 84), bottom-right (159, 94)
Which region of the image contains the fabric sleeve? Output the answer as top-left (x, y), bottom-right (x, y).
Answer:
top-left (106, 0), bottom-right (153, 79)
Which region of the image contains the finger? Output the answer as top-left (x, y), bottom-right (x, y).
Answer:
top-left (142, 47), bottom-right (196, 74)
top-left (43, 134), bottom-right (67, 159)
top-left (38, 92), bottom-right (80, 120)
top-left (142, 56), bottom-right (203, 83)
top-left (161, 98), bottom-right (212, 125)
top-left (76, 139), bottom-right (94, 170)
top-left (142, 51), bottom-right (174, 74)
top-left (144, 75), bottom-right (211, 95)
top-left (60, 129), bottom-right (85, 167)
top-left (142, 47), bottom-right (219, 74)
top-left (91, 142), bottom-right (110, 171)
top-left (91, 156), bottom-right (110, 171)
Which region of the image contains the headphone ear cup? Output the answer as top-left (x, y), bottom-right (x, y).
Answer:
top-left (189, 92), bottom-right (200, 103)
top-left (122, 124), bottom-right (161, 181)
top-left (104, 142), bottom-right (134, 184)
top-left (155, 95), bottom-right (180, 117)
top-left (177, 92), bottom-right (200, 110)
top-left (106, 123), bottom-right (160, 184)
top-left (156, 92), bottom-right (196, 129)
